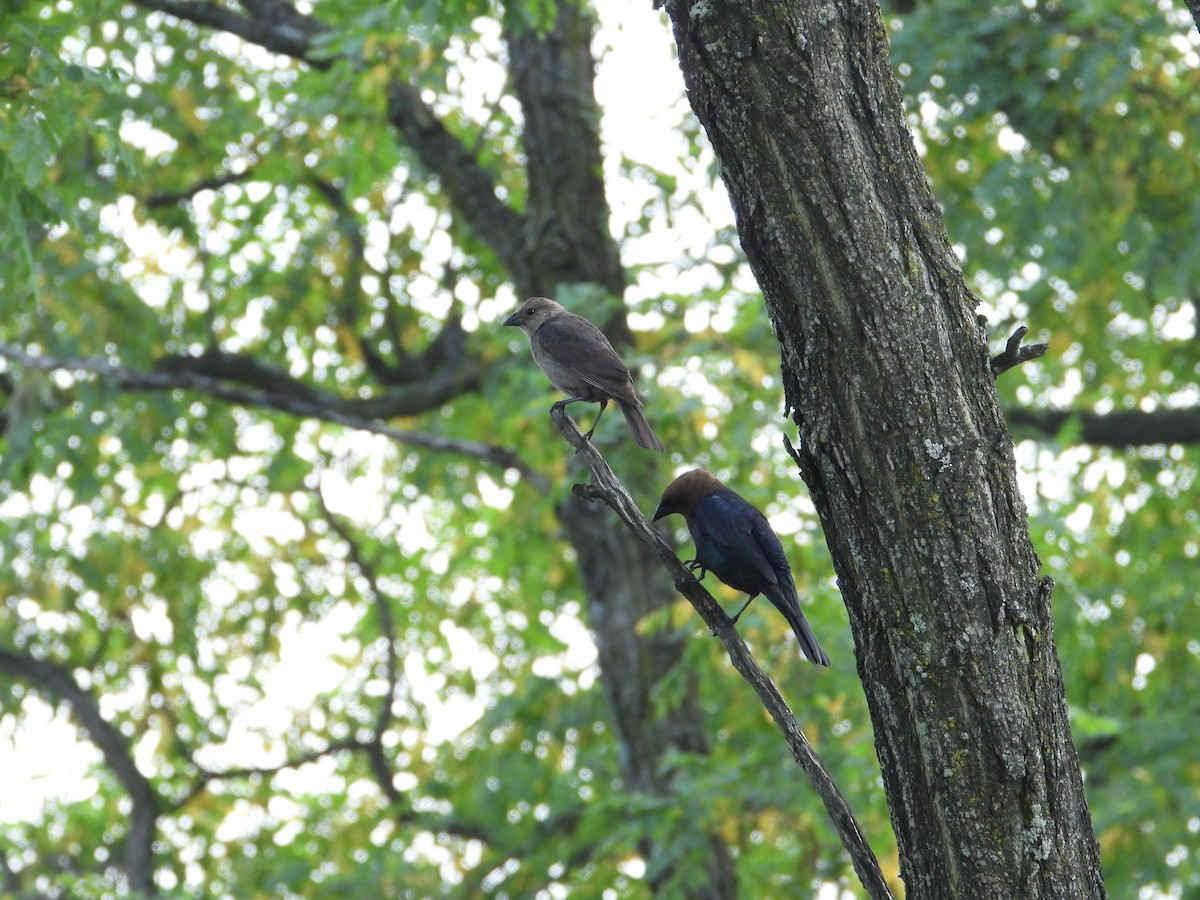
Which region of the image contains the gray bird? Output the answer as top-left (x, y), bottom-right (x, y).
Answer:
top-left (504, 296), bottom-right (664, 451)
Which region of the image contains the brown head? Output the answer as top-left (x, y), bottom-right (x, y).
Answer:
top-left (503, 296), bottom-right (566, 337)
top-left (653, 469), bottom-right (725, 521)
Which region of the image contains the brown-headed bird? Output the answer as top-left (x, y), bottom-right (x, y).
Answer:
top-left (653, 469), bottom-right (831, 666)
top-left (504, 296), bottom-right (664, 451)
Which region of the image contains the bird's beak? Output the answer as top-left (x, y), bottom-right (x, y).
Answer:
top-left (503, 310), bottom-right (523, 327)
top-left (652, 504), bottom-right (667, 522)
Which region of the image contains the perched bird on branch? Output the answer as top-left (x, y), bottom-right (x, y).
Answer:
top-left (504, 296), bottom-right (664, 452)
top-left (654, 469), bottom-right (831, 666)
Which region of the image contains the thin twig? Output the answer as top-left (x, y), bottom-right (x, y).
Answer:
top-left (144, 167), bottom-right (256, 208)
top-left (181, 734), bottom-right (491, 841)
top-left (314, 493), bottom-right (407, 808)
top-left (315, 495), bottom-right (399, 738)
top-left (548, 407), bottom-right (895, 900)
top-left (182, 738), bottom-right (365, 804)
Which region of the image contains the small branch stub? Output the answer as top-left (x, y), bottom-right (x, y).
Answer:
top-left (991, 325), bottom-right (1049, 377)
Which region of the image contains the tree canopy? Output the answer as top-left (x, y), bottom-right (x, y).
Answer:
top-left (1, 0), bottom-right (1197, 897)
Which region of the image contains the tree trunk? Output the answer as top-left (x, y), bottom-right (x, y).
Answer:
top-left (662, 1), bottom-right (1105, 896)
top-left (504, 7), bottom-right (737, 895)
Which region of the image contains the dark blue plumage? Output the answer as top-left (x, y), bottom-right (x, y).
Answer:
top-left (654, 469), bottom-right (831, 666)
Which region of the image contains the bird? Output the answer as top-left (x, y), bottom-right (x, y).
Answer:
top-left (503, 296), bottom-right (664, 451)
top-left (653, 469), bottom-right (831, 666)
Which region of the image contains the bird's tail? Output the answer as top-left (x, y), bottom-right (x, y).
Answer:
top-left (618, 399), bottom-right (664, 452)
top-left (770, 585), bottom-right (831, 667)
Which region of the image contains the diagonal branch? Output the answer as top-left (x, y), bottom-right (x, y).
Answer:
top-left (0, 649), bottom-right (158, 895)
top-left (547, 408), bottom-right (894, 900)
top-left (0, 344), bottom-right (550, 493)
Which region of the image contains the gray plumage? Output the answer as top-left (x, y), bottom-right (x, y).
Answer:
top-left (504, 297), bottom-right (664, 452)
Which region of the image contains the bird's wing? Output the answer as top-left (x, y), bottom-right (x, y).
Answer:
top-left (538, 315), bottom-right (634, 397)
top-left (692, 493), bottom-right (779, 587)
top-left (749, 513), bottom-right (794, 587)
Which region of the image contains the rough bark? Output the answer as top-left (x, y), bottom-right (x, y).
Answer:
top-left (1185, 0), bottom-right (1200, 36)
top-left (663, 0), bottom-right (1105, 897)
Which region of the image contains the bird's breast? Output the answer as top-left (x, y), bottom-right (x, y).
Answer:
top-left (691, 532), bottom-right (762, 595)
top-left (530, 337), bottom-right (587, 397)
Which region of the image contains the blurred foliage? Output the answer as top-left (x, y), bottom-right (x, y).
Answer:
top-left (0, 0), bottom-right (1196, 897)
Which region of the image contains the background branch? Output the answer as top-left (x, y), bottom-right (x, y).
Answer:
top-left (0, 344), bottom-right (549, 492)
top-left (385, 82), bottom-right (532, 291)
top-left (548, 408), bottom-right (894, 900)
top-left (179, 738), bottom-right (490, 841)
top-left (132, 0), bottom-right (528, 291)
top-left (0, 649), bottom-right (158, 894)
top-left (1006, 405), bottom-right (1200, 447)
top-left (315, 493), bottom-right (406, 808)
top-left (183, 739), bottom-right (364, 804)
top-left (132, 0), bottom-right (328, 63)
top-left (143, 167), bottom-right (256, 208)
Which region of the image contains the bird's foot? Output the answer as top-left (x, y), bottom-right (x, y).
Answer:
top-left (684, 559), bottom-right (707, 580)
top-left (729, 596), bottom-right (755, 625)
